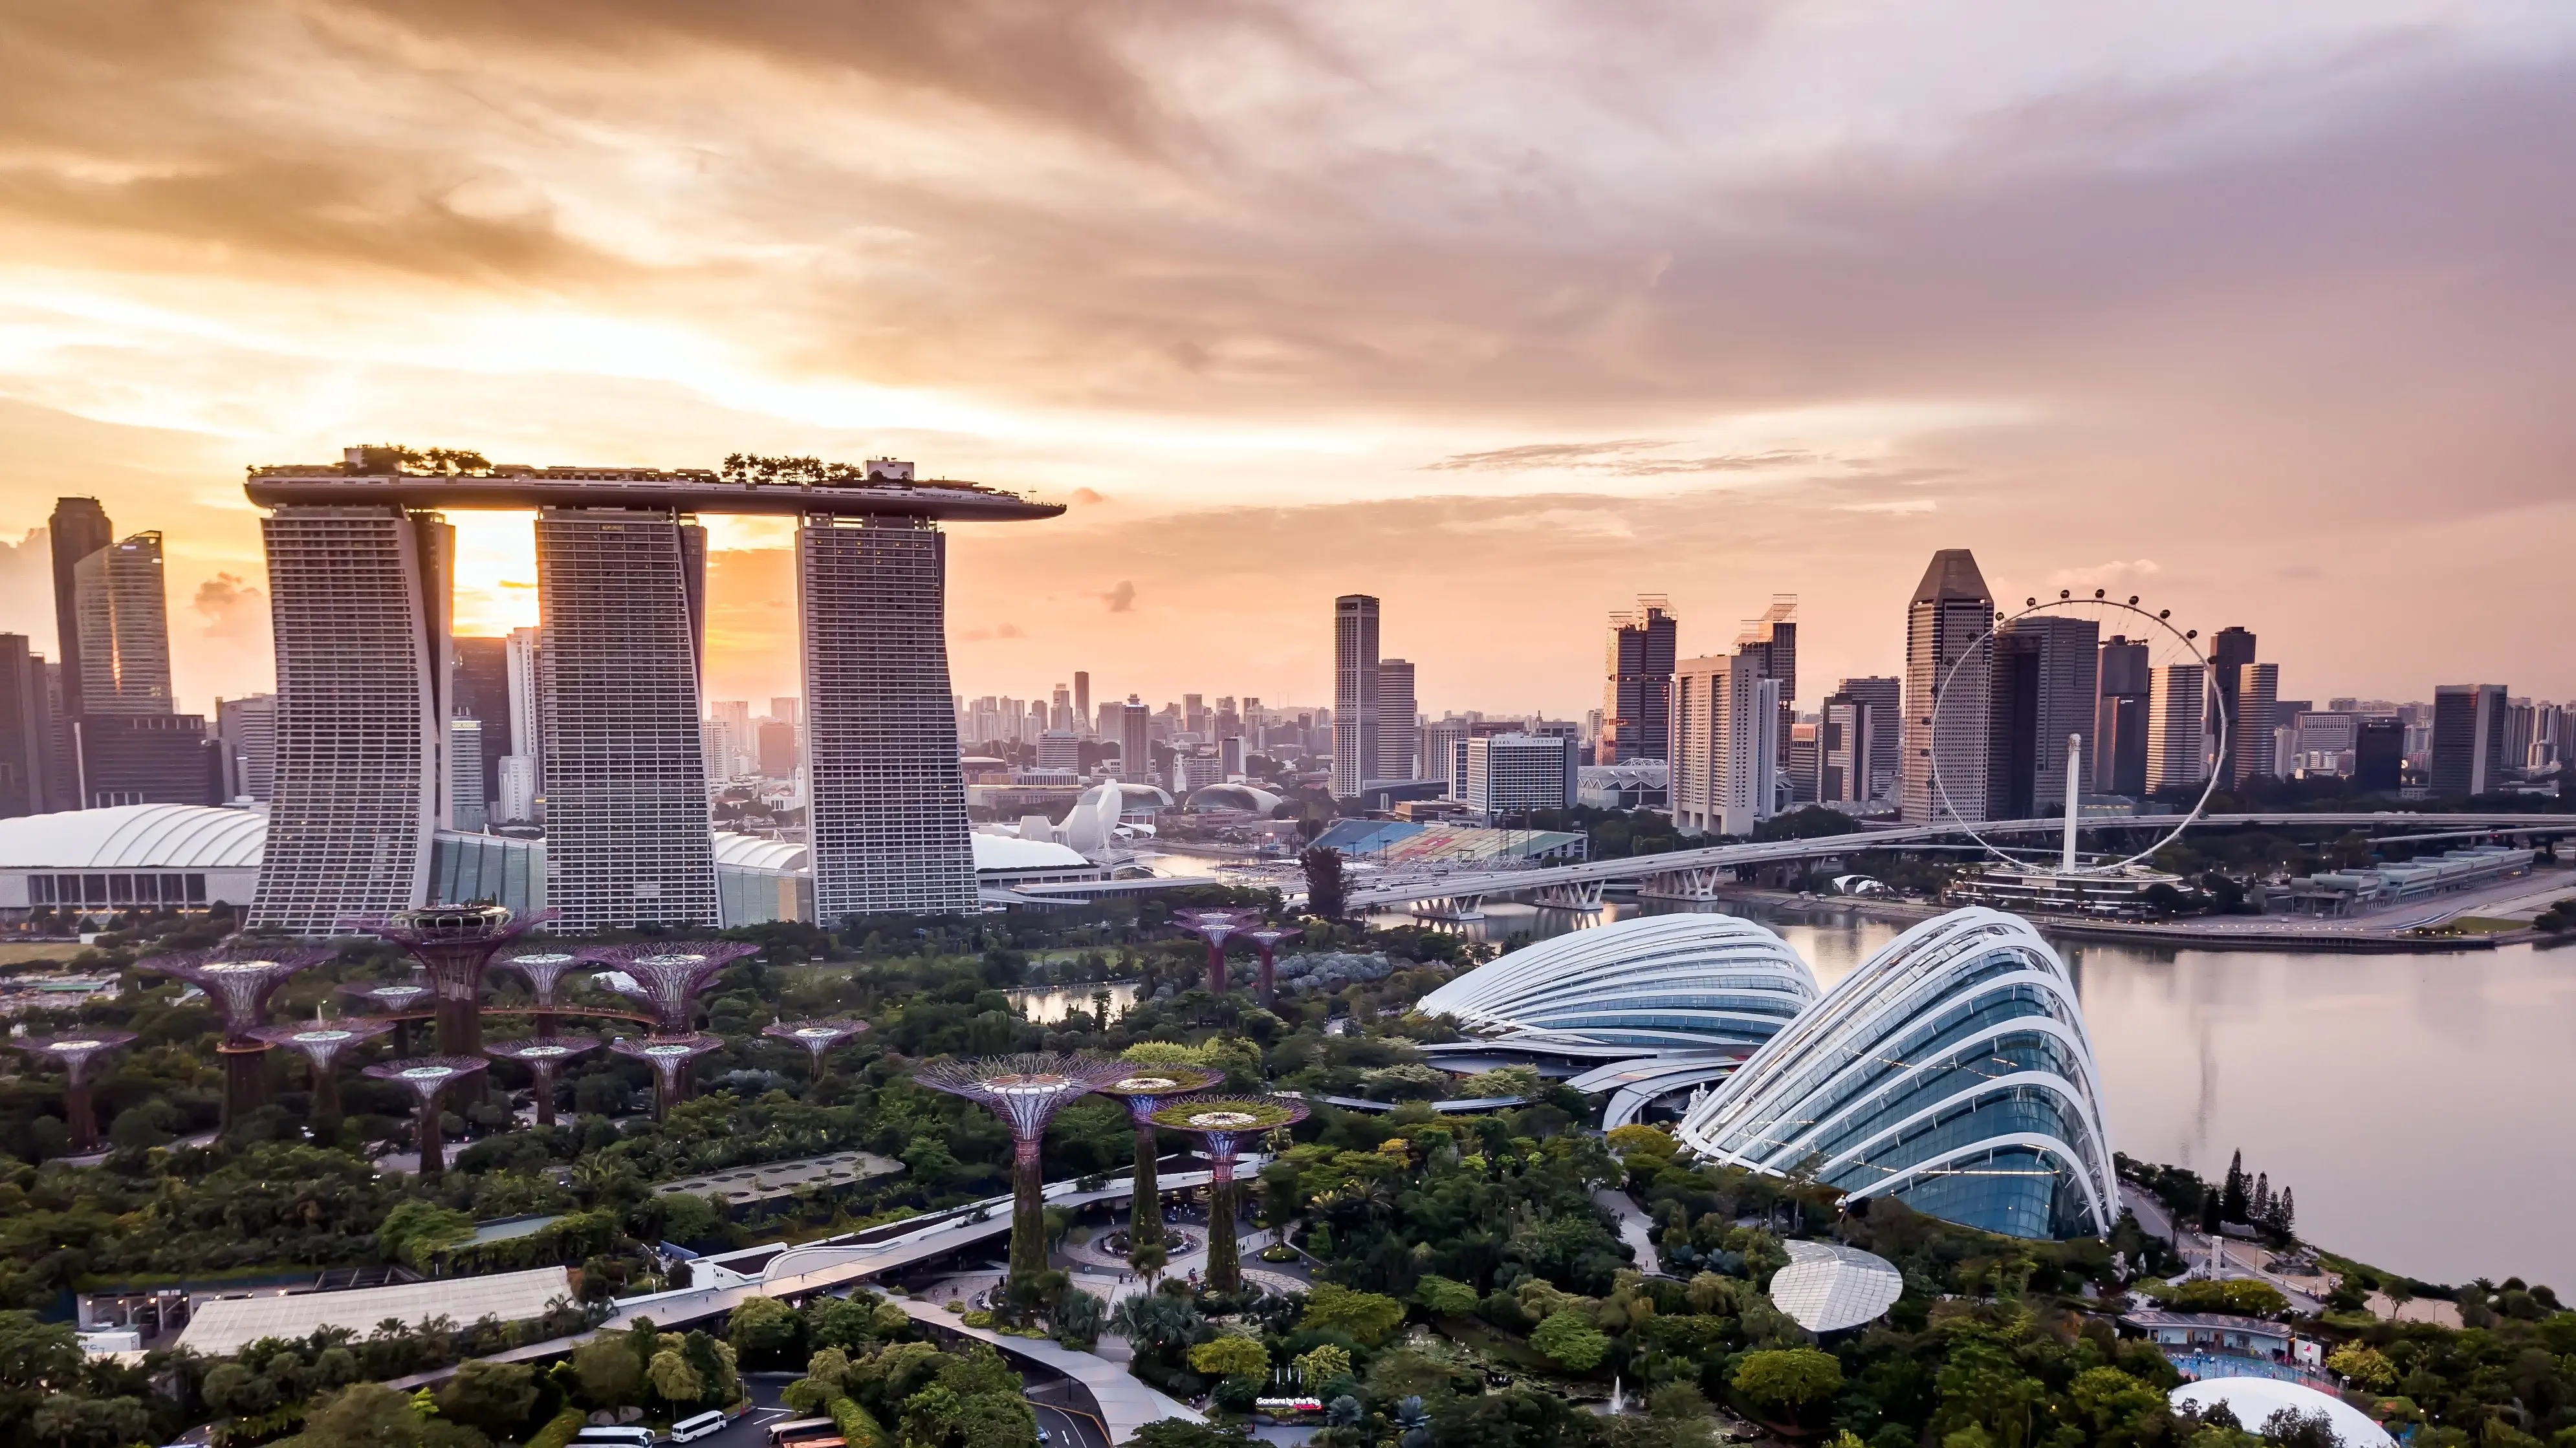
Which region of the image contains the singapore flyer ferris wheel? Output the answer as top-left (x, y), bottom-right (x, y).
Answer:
top-left (1926, 587), bottom-right (2226, 876)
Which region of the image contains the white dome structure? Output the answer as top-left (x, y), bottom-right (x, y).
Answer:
top-left (1060, 782), bottom-right (1125, 856)
top-left (1676, 906), bottom-right (2115, 1240)
top-left (1416, 913), bottom-right (1818, 1052)
top-left (2170, 1379), bottom-right (2394, 1447)
top-left (1184, 782), bottom-right (1283, 815)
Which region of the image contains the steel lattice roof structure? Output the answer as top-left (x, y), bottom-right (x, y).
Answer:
top-left (1416, 913), bottom-right (1819, 1053)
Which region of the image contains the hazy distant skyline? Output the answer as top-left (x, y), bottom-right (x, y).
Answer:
top-left (2, 3), bottom-right (2571, 716)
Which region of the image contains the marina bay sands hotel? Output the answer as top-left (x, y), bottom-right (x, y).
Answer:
top-left (241, 451), bottom-right (1061, 936)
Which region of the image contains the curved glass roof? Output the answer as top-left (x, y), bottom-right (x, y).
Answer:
top-left (1676, 906), bottom-right (2115, 1241)
top-left (1417, 913), bottom-right (1818, 1052)
top-left (0, 804), bottom-right (268, 870)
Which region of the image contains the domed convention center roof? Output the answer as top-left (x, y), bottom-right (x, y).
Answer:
top-left (1184, 782), bottom-right (1283, 815)
top-left (1416, 913), bottom-right (1819, 1052)
top-left (1676, 906), bottom-right (2115, 1241)
top-left (2170, 1380), bottom-right (2394, 1448)
top-left (0, 803), bottom-right (267, 870)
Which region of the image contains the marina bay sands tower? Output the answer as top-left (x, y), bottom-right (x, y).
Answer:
top-left (245, 452), bottom-right (1059, 935)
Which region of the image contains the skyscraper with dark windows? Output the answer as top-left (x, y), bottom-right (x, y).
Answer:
top-left (2430, 684), bottom-right (2509, 797)
top-left (798, 517), bottom-right (977, 920)
top-left (1901, 550), bottom-right (1994, 824)
top-left (1599, 596), bottom-right (1677, 765)
top-left (2095, 636), bottom-right (2150, 798)
top-left (0, 635), bottom-right (57, 818)
top-left (451, 636), bottom-right (512, 810)
top-left (536, 508), bottom-right (719, 932)
top-left (2207, 626), bottom-right (2259, 787)
top-left (47, 498), bottom-right (113, 724)
top-left (1833, 675), bottom-right (1901, 804)
top-left (1987, 615), bottom-right (2099, 819)
top-left (56, 525), bottom-right (211, 808)
top-left (1333, 594), bottom-right (1381, 798)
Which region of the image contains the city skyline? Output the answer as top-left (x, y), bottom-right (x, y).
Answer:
top-left (1, 7), bottom-right (2573, 713)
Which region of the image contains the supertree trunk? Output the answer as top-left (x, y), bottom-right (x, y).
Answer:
top-left (312, 1067), bottom-right (342, 1132)
top-left (532, 1063), bottom-right (558, 1127)
top-left (1010, 1136), bottom-right (1049, 1288)
top-left (435, 993), bottom-right (482, 1058)
top-left (1204, 938), bottom-right (1228, 997)
top-left (1131, 1123), bottom-right (1163, 1249)
top-left (1206, 1154), bottom-right (1241, 1295)
top-left (221, 1045), bottom-right (268, 1131)
top-left (67, 1079), bottom-right (96, 1154)
top-left (417, 1097), bottom-right (446, 1180)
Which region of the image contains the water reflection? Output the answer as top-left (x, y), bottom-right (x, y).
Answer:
top-left (1009, 981), bottom-right (1142, 1025)
top-left (1370, 896), bottom-right (2576, 1288)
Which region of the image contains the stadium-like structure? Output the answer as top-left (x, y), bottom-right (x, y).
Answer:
top-left (1675, 907), bottom-right (2116, 1241)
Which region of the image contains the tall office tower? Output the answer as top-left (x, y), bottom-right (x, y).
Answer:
top-left (706, 698), bottom-right (751, 778)
top-left (1901, 550), bottom-right (1993, 824)
top-left (1671, 653), bottom-right (1780, 836)
top-left (1219, 736), bottom-right (1246, 777)
top-left (2430, 684), bottom-right (2509, 797)
top-left (702, 715), bottom-right (743, 783)
top-left (216, 694), bottom-right (278, 802)
top-left (1461, 733), bottom-right (1577, 817)
top-left (1375, 658), bottom-right (1418, 780)
top-left (1833, 676), bottom-right (1901, 803)
top-left (2208, 627), bottom-right (2257, 786)
top-left (450, 636), bottom-right (512, 808)
top-left (1333, 594), bottom-right (1381, 797)
top-left (449, 719), bottom-right (488, 831)
top-left (1051, 684), bottom-right (1074, 731)
top-left (1423, 717), bottom-right (1472, 786)
top-left (538, 509), bottom-right (719, 931)
top-left (1095, 700), bottom-right (1121, 741)
top-left (502, 626), bottom-right (543, 809)
top-left (1072, 673), bottom-right (1090, 734)
top-left (2145, 663), bottom-right (2209, 796)
top-left (1987, 615), bottom-right (2100, 819)
top-left (0, 636), bottom-right (55, 817)
top-left (2094, 636), bottom-right (2151, 798)
top-left (497, 756), bottom-right (538, 825)
top-left (2353, 718), bottom-right (2404, 792)
top-left (1787, 721), bottom-right (1820, 805)
top-left (1214, 696), bottom-right (1241, 742)
top-left (1599, 596), bottom-right (1677, 764)
top-left (47, 498), bottom-right (113, 723)
top-left (2503, 700), bottom-right (2537, 774)
top-left (1036, 729), bottom-right (1081, 772)
top-left (797, 517), bottom-right (977, 920)
top-left (72, 532), bottom-right (175, 715)
top-left (1119, 695), bottom-right (1152, 784)
top-left (2231, 663), bottom-right (2280, 788)
top-left (252, 507), bottom-right (454, 933)
top-left (770, 696), bottom-right (802, 726)
top-left (756, 719), bottom-right (800, 777)
top-left (1735, 596), bottom-right (1799, 761)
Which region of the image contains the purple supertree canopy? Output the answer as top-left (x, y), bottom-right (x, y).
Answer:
top-left (353, 907), bottom-right (558, 1000)
top-left (340, 980), bottom-right (434, 1015)
top-left (144, 947), bottom-right (333, 1041)
top-left (1241, 926), bottom-right (1301, 954)
top-left (485, 1036), bottom-right (603, 1068)
top-left (248, 1018), bottom-right (393, 1070)
top-left (576, 942), bottom-right (759, 1031)
top-left (12, 1030), bottom-right (139, 1083)
top-left (360, 1055), bottom-right (490, 1101)
top-left (495, 952), bottom-right (587, 1008)
top-left (607, 1033), bottom-right (724, 1087)
top-left (1172, 908), bottom-right (1261, 946)
top-left (911, 1052), bottom-right (1133, 1139)
top-left (761, 1019), bottom-right (869, 1059)
top-left (1097, 1064), bottom-right (1225, 1123)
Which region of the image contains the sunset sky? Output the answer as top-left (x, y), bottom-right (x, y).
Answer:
top-left (1, 2), bottom-right (2570, 719)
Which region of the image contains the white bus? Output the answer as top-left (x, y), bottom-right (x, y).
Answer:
top-left (669, 1411), bottom-right (730, 1443)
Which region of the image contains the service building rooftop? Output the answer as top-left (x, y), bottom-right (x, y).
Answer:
top-left (655, 1149), bottom-right (903, 1205)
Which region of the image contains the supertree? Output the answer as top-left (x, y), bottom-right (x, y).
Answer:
top-left (362, 1056), bottom-right (490, 1180)
top-left (607, 1034), bottom-right (724, 1121)
top-left (247, 1017), bottom-right (393, 1130)
top-left (1239, 925), bottom-right (1302, 1005)
top-left (485, 1037), bottom-right (602, 1127)
top-left (353, 906), bottom-right (557, 1056)
top-left (576, 942), bottom-right (760, 1033)
top-left (911, 1053), bottom-right (1133, 1295)
top-left (144, 947), bottom-right (331, 1129)
top-left (339, 980), bottom-right (433, 1055)
top-left (10, 1031), bottom-right (138, 1152)
top-left (760, 1019), bottom-right (869, 1083)
top-left (1094, 1064), bottom-right (1223, 1255)
top-left (1172, 908), bottom-right (1262, 996)
top-left (1144, 1093), bottom-right (1309, 1294)
top-left (494, 951), bottom-right (589, 1035)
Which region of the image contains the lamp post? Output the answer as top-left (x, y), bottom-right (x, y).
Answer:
top-left (353, 906), bottom-right (558, 1057)
top-left (1144, 1093), bottom-right (1309, 1295)
top-left (484, 1037), bottom-right (603, 1127)
top-left (759, 1019), bottom-right (869, 1086)
top-left (10, 1032), bottom-right (138, 1152)
top-left (362, 1056), bottom-right (490, 1180)
top-left (608, 1033), bottom-right (725, 1121)
top-left (1239, 926), bottom-right (1302, 1006)
top-left (1172, 908), bottom-right (1261, 996)
top-left (577, 942), bottom-right (760, 1033)
top-left (144, 947), bottom-right (331, 1130)
top-left (248, 1017), bottom-right (393, 1133)
top-left (911, 1053), bottom-right (1133, 1302)
top-left (1094, 1065), bottom-right (1223, 1256)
